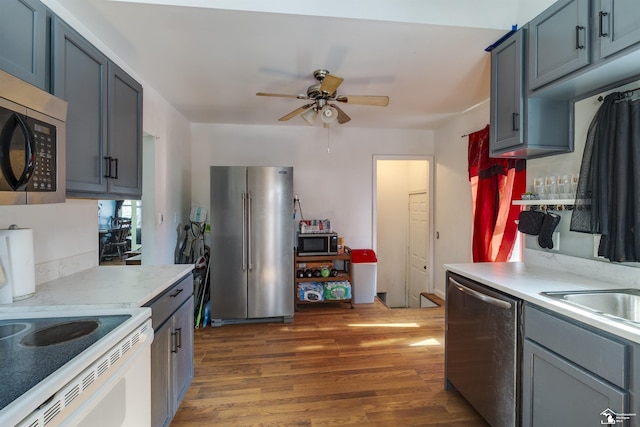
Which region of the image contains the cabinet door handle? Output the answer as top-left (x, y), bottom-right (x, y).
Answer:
top-left (171, 330), bottom-right (178, 353)
top-left (575, 25), bottom-right (585, 49)
top-left (103, 156), bottom-right (112, 178)
top-left (599, 11), bottom-right (609, 37)
top-left (112, 158), bottom-right (119, 179)
top-left (176, 327), bottom-right (182, 349)
top-left (512, 112), bottom-right (519, 131)
top-left (170, 288), bottom-right (183, 298)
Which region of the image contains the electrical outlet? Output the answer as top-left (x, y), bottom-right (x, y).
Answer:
top-left (551, 231), bottom-right (560, 251)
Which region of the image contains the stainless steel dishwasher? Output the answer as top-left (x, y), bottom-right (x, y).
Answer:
top-left (445, 272), bottom-right (521, 427)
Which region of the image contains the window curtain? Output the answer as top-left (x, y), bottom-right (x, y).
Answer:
top-left (468, 125), bottom-right (526, 262)
top-left (570, 92), bottom-right (640, 262)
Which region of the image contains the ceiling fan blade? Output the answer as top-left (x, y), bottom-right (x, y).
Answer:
top-left (257, 92), bottom-right (307, 99)
top-left (278, 103), bottom-right (314, 121)
top-left (319, 74), bottom-right (344, 95)
top-left (336, 95), bottom-right (389, 107)
top-left (330, 104), bottom-right (351, 124)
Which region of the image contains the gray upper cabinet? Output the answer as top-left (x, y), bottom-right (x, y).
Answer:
top-left (528, 0), bottom-right (591, 91)
top-left (597, 0), bottom-right (640, 59)
top-left (490, 27), bottom-right (573, 159)
top-left (52, 16), bottom-right (109, 195)
top-left (107, 63), bottom-right (143, 198)
top-left (490, 29), bottom-right (524, 154)
top-left (52, 16), bottom-right (143, 199)
top-left (527, 0), bottom-right (640, 100)
top-left (0, 0), bottom-right (47, 89)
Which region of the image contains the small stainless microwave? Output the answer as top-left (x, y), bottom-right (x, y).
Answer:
top-left (0, 69), bottom-right (67, 205)
top-left (297, 232), bottom-right (338, 256)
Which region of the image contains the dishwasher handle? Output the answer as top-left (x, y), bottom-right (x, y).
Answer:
top-left (450, 278), bottom-right (512, 310)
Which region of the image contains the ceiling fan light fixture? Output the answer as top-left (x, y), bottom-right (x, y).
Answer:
top-left (320, 105), bottom-right (338, 124)
top-left (300, 108), bottom-right (317, 125)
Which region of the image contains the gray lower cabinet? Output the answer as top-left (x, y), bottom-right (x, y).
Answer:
top-left (489, 27), bottom-right (573, 159)
top-left (0, 0), bottom-right (47, 90)
top-left (52, 15), bottom-right (143, 199)
top-left (146, 274), bottom-right (194, 427)
top-left (522, 304), bottom-right (635, 426)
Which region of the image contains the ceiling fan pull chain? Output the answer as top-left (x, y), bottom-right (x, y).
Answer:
top-left (327, 125), bottom-right (331, 154)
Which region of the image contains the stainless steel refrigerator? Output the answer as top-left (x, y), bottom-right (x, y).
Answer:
top-left (209, 166), bottom-right (294, 325)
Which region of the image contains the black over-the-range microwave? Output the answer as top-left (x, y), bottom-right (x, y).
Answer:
top-left (0, 69), bottom-right (67, 205)
top-left (297, 232), bottom-right (338, 256)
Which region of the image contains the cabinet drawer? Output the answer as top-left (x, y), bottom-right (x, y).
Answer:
top-left (145, 274), bottom-right (193, 330)
top-left (524, 304), bottom-right (628, 388)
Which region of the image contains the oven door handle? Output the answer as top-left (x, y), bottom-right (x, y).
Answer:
top-left (450, 278), bottom-right (512, 310)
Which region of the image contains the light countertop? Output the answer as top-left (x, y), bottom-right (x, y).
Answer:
top-left (0, 264), bottom-right (194, 312)
top-left (444, 259), bottom-right (640, 344)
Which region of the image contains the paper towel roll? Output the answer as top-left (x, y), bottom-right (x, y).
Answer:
top-left (0, 236), bottom-right (13, 304)
top-left (0, 227), bottom-right (36, 301)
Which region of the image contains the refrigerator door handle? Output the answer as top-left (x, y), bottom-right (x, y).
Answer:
top-left (247, 191), bottom-right (253, 270)
top-left (242, 192), bottom-right (247, 271)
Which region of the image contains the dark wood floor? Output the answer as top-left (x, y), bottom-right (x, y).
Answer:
top-left (171, 297), bottom-right (488, 426)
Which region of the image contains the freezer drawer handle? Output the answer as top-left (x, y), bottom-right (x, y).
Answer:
top-left (242, 193), bottom-right (247, 271)
top-left (247, 192), bottom-right (253, 270)
top-left (450, 278), bottom-right (512, 309)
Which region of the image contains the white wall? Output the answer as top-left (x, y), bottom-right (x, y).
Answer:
top-left (376, 160), bottom-right (428, 307)
top-left (140, 88), bottom-right (192, 265)
top-left (0, 1), bottom-right (194, 285)
top-left (432, 101), bottom-right (490, 298)
top-left (191, 124), bottom-right (434, 250)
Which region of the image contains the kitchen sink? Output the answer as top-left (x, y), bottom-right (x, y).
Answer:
top-left (541, 289), bottom-right (640, 324)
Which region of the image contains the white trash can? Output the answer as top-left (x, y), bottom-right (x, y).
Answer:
top-left (351, 249), bottom-right (377, 304)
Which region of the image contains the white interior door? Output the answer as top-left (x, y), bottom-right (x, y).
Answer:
top-left (408, 191), bottom-right (428, 308)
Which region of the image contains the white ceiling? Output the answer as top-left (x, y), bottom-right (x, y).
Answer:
top-left (50, 0), bottom-right (556, 130)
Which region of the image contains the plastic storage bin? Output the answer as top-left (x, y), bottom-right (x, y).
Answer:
top-left (351, 249), bottom-right (377, 304)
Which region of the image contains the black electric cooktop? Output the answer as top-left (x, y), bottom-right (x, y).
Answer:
top-left (0, 314), bottom-right (130, 411)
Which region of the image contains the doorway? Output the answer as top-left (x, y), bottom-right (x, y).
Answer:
top-left (374, 157), bottom-right (432, 308)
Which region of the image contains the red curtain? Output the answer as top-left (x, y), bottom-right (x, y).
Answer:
top-left (468, 125), bottom-right (526, 262)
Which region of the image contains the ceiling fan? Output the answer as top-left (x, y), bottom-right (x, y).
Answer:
top-left (256, 69), bottom-right (389, 126)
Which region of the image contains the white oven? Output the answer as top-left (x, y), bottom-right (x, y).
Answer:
top-left (0, 306), bottom-right (152, 427)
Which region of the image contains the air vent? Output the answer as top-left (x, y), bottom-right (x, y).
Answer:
top-left (110, 348), bottom-right (121, 365)
top-left (121, 340), bottom-right (131, 355)
top-left (81, 372), bottom-right (95, 390)
top-left (16, 319), bottom-right (151, 427)
top-left (97, 359), bottom-right (109, 377)
top-left (63, 385), bottom-right (80, 406)
top-left (43, 401), bottom-right (60, 425)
